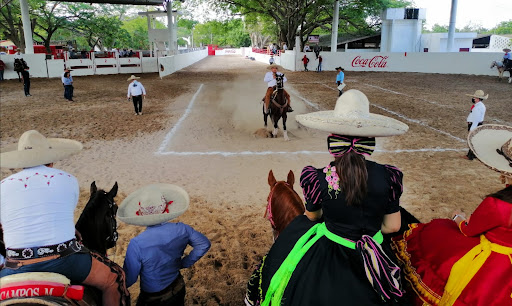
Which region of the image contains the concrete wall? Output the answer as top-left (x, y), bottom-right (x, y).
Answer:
top-left (0, 54), bottom-right (48, 79)
top-left (250, 50), bottom-right (503, 76)
top-left (215, 48), bottom-right (242, 55)
top-left (158, 49), bottom-right (208, 78)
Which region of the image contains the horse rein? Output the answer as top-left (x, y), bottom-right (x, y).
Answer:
top-left (105, 194), bottom-right (119, 248)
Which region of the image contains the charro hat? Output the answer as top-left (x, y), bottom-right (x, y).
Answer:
top-left (468, 124), bottom-right (512, 177)
top-left (0, 130), bottom-right (83, 168)
top-left (465, 90), bottom-right (488, 100)
top-left (296, 89), bottom-right (408, 137)
top-left (503, 48), bottom-right (511, 52)
top-left (267, 63), bottom-right (282, 70)
top-left (118, 183), bottom-right (189, 226)
top-left (335, 67), bottom-right (344, 71)
top-left (127, 75), bottom-right (140, 81)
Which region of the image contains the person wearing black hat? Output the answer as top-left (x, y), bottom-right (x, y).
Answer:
top-left (62, 68), bottom-right (74, 102)
top-left (335, 67), bottom-right (345, 96)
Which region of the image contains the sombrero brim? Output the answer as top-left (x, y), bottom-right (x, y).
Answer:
top-left (0, 138), bottom-right (83, 168)
top-left (127, 77), bottom-right (140, 81)
top-left (118, 183), bottom-right (189, 226)
top-left (267, 64), bottom-right (282, 70)
top-left (296, 111), bottom-right (409, 137)
top-left (468, 124), bottom-right (512, 176)
top-left (504, 48), bottom-right (511, 52)
top-left (465, 93), bottom-right (488, 100)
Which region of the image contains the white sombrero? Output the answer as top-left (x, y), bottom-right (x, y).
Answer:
top-left (465, 90), bottom-right (488, 100)
top-left (468, 124), bottom-right (512, 177)
top-left (0, 130), bottom-right (83, 169)
top-left (296, 89), bottom-right (409, 137)
top-left (127, 75), bottom-right (140, 81)
top-left (118, 183), bottom-right (189, 226)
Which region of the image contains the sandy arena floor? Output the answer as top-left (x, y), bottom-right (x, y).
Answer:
top-left (1, 55), bottom-right (511, 305)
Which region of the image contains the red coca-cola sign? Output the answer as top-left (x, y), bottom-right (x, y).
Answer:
top-left (351, 55), bottom-right (388, 68)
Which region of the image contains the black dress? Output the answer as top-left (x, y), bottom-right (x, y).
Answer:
top-left (246, 160), bottom-right (404, 305)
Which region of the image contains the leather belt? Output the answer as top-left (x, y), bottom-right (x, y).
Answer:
top-left (5, 239), bottom-right (84, 269)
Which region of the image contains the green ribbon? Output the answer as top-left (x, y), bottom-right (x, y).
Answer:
top-left (262, 222), bottom-right (383, 306)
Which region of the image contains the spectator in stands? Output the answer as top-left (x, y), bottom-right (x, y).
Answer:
top-left (127, 75), bottom-right (146, 116)
top-left (62, 69), bottom-right (74, 102)
top-left (128, 49), bottom-right (135, 57)
top-left (314, 43), bottom-right (322, 59)
top-left (272, 43), bottom-right (278, 55)
top-left (302, 55), bottom-right (310, 72)
top-left (282, 43), bottom-right (288, 51)
top-left (0, 59), bottom-right (5, 81)
top-left (21, 66), bottom-right (31, 97)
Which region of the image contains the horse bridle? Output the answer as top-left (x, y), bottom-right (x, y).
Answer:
top-left (105, 195), bottom-right (119, 248)
top-left (265, 182), bottom-right (291, 230)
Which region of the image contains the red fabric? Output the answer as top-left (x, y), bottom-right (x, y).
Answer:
top-left (393, 197), bottom-right (512, 305)
top-left (470, 105), bottom-right (475, 110)
top-left (302, 56), bottom-right (309, 64)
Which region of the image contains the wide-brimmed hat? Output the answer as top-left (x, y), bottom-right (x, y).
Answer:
top-left (118, 183), bottom-right (189, 226)
top-left (127, 75), bottom-right (140, 81)
top-left (295, 89), bottom-right (409, 137)
top-left (465, 90), bottom-right (488, 100)
top-left (0, 130), bottom-right (83, 168)
top-left (468, 124), bottom-right (512, 177)
top-left (335, 67), bottom-right (344, 71)
top-left (503, 48), bottom-right (511, 52)
top-left (267, 64), bottom-right (282, 70)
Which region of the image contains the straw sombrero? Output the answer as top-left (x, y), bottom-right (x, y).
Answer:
top-left (468, 124), bottom-right (512, 177)
top-left (127, 75), bottom-right (140, 81)
top-left (118, 184), bottom-right (189, 226)
top-left (0, 130), bottom-right (83, 169)
top-left (267, 64), bottom-right (282, 70)
top-left (503, 48), bottom-right (511, 52)
top-left (465, 90), bottom-right (488, 100)
top-left (296, 89), bottom-right (408, 137)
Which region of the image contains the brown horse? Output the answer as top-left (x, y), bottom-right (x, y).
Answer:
top-left (264, 170), bottom-right (305, 240)
top-left (263, 74), bottom-right (290, 141)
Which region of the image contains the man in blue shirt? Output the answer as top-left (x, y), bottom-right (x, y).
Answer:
top-left (62, 68), bottom-right (74, 102)
top-left (503, 48), bottom-right (511, 66)
top-left (119, 184), bottom-right (211, 306)
top-left (335, 67), bottom-right (345, 96)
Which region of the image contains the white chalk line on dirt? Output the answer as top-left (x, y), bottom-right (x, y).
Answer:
top-left (156, 84), bottom-right (204, 154)
top-left (157, 148), bottom-right (466, 157)
top-left (321, 84), bottom-right (465, 143)
top-left (286, 87), bottom-right (320, 110)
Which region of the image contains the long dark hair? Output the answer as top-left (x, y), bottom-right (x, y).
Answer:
top-left (486, 185), bottom-right (512, 203)
top-left (334, 151), bottom-right (368, 205)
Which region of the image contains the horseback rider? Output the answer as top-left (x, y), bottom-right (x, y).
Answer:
top-left (503, 48), bottom-right (511, 67)
top-left (0, 130), bottom-right (130, 305)
top-left (263, 64), bottom-right (293, 114)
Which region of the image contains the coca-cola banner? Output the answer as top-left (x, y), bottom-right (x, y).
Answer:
top-left (351, 55), bottom-right (388, 68)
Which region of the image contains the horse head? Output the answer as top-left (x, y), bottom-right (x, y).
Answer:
top-left (265, 170), bottom-right (305, 240)
top-left (275, 73), bottom-right (285, 90)
top-left (490, 60), bottom-right (503, 69)
top-left (75, 181), bottom-right (119, 255)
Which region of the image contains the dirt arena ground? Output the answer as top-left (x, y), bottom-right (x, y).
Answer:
top-left (1, 55), bottom-right (511, 305)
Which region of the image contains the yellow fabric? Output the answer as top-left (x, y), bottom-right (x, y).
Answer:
top-left (440, 235), bottom-right (512, 305)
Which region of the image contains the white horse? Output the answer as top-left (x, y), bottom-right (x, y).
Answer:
top-left (490, 60), bottom-right (512, 83)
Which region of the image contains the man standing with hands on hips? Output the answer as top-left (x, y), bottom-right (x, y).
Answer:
top-left (127, 75), bottom-right (146, 115)
top-left (463, 89), bottom-right (487, 160)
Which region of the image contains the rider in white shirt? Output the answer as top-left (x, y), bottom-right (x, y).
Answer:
top-left (263, 64), bottom-right (293, 114)
top-left (464, 90), bottom-right (487, 160)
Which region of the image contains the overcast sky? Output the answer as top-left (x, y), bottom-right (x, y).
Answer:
top-left (412, 0), bottom-right (511, 30)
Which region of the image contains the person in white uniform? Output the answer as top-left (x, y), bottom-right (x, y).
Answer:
top-left (463, 90), bottom-right (487, 160)
top-left (0, 130), bottom-right (130, 305)
top-left (127, 75), bottom-right (146, 115)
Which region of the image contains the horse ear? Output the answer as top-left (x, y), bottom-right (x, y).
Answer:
top-left (108, 182), bottom-right (118, 198)
top-left (287, 170), bottom-right (295, 186)
top-left (90, 181), bottom-right (97, 194)
top-left (268, 170), bottom-right (277, 187)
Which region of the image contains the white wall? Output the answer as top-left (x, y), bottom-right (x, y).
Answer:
top-left (158, 49), bottom-right (208, 78)
top-left (421, 33), bottom-right (477, 52)
top-left (47, 59), bottom-right (65, 78)
top-left (0, 54), bottom-right (48, 80)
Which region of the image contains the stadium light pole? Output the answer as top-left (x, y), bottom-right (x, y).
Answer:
top-left (330, 0), bottom-right (339, 52)
top-left (447, 0), bottom-right (458, 52)
top-left (19, 0), bottom-right (34, 54)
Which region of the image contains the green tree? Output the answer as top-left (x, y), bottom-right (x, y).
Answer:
top-left (488, 20), bottom-right (512, 35)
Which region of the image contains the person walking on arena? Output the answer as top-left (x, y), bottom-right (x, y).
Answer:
top-left (127, 75), bottom-right (146, 115)
top-left (302, 55), bottom-right (310, 71)
top-left (245, 89), bottom-right (409, 306)
top-left (392, 124), bottom-right (512, 305)
top-left (0, 59), bottom-right (5, 81)
top-left (62, 68), bottom-right (74, 102)
top-left (463, 89), bottom-right (487, 160)
top-left (0, 130), bottom-right (130, 306)
top-left (119, 184), bottom-right (211, 306)
top-left (263, 64), bottom-right (293, 114)
top-left (335, 67), bottom-right (345, 96)
top-left (269, 55), bottom-right (275, 65)
top-left (21, 66), bottom-right (31, 96)
top-left (316, 55), bottom-right (323, 72)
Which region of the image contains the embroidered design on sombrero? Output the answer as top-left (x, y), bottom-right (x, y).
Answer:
top-left (136, 195), bottom-right (173, 216)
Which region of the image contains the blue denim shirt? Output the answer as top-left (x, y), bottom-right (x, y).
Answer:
top-left (123, 222), bottom-right (211, 292)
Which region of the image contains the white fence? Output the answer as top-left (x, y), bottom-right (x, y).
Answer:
top-left (0, 49), bottom-right (208, 80)
top-left (250, 50), bottom-right (505, 76)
